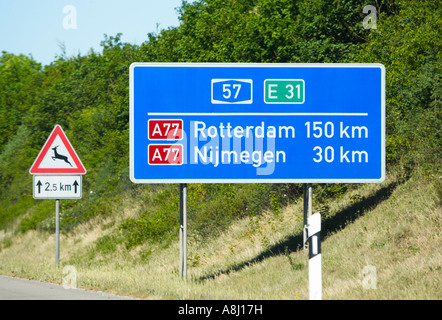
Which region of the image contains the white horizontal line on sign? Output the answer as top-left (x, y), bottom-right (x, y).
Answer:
top-left (147, 112), bottom-right (368, 116)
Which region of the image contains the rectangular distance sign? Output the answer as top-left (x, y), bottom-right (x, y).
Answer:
top-left (33, 175), bottom-right (82, 199)
top-left (130, 63), bottom-right (385, 183)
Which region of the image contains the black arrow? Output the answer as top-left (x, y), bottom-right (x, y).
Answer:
top-left (36, 180), bottom-right (42, 194)
top-left (73, 180), bottom-right (79, 193)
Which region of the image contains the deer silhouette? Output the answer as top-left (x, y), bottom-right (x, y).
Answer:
top-left (51, 145), bottom-right (73, 167)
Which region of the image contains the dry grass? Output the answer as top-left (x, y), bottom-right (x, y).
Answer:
top-left (0, 172), bottom-right (440, 299)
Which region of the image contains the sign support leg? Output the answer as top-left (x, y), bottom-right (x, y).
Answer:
top-left (179, 184), bottom-right (187, 281)
top-left (303, 183), bottom-right (313, 249)
top-left (179, 185), bottom-right (183, 279)
top-left (55, 199), bottom-right (60, 267)
top-left (303, 184), bottom-right (307, 249)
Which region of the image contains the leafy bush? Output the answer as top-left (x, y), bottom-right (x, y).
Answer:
top-left (358, 0), bottom-right (441, 172)
top-left (120, 210), bottom-right (178, 249)
top-left (19, 201), bottom-right (53, 233)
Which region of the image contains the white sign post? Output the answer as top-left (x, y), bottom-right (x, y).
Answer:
top-left (308, 213), bottom-right (322, 300)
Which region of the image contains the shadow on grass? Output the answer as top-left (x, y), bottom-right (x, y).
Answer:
top-left (196, 179), bottom-right (403, 282)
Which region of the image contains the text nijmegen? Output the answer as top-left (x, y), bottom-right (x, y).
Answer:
top-left (191, 121), bottom-right (293, 167)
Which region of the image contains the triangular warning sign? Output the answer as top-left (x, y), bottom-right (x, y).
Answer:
top-left (29, 124), bottom-right (86, 174)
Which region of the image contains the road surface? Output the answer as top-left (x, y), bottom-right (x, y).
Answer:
top-left (0, 275), bottom-right (135, 300)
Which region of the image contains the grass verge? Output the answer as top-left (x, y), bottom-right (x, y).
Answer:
top-left (0, 172), bottom-right (440, 299)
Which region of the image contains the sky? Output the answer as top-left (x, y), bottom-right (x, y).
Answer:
top-left (0, 0), bottom-right (196, 66)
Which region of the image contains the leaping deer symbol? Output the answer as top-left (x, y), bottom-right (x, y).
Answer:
top-left (51, 145), bottom-right (73, 167)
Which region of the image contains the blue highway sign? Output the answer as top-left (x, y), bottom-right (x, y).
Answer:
top-left (130, 63), bottom-right (385, 183)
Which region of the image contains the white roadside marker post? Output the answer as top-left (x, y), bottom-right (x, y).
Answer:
top-left (308, 212), bottom-right (322, 300)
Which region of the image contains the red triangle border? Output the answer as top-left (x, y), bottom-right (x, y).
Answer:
top-left (29, 125), bottom-right (86, 174)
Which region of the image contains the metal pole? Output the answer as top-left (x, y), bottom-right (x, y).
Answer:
top-left (303, 184), bottom-right (307, 249)
top-left (304, 183), bottom-right (313, 249)
top-left (183, 184), bottom-right (187, 281)
top-left (55, 199), bottom-right (60, 267)
top-left (179, 184), bottom-right (183, 279)
top-left (179, 184), bottom-right (188, 281)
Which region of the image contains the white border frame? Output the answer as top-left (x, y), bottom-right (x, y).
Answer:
top-left (129, 63), bottom-right (385, 184)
